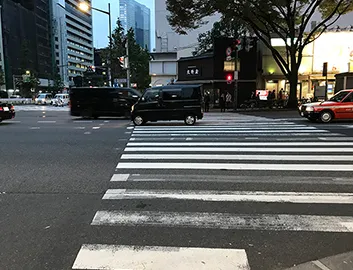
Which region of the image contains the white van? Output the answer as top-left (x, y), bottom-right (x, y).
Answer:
top-left (35, 93), bottom-right (53, 105)
top-left (52, 94), bottom-right (69, 106)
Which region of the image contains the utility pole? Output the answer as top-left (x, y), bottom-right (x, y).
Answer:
top-left (107, 3), bottom-right (112, 87)
top-left (126, 37), bottom-right (130, 88)
top-left (233, 49), bottom-right (239, 111)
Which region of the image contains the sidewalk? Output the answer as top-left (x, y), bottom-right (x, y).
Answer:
top-left (285, 251), bottom-right (353, 270)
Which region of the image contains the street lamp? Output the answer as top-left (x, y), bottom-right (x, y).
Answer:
top-left (78, 1), bottom-right (112, 87)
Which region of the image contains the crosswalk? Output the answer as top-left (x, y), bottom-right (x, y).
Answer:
top-left (14, 105), bottom-right (69, 111)
top-left (72, 115), bottom-right (353, 270)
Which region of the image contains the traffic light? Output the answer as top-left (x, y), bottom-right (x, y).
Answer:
top-left (226, 73), bottom-right (233, 84)
top-left (119, 57), bottom-right (125, 68)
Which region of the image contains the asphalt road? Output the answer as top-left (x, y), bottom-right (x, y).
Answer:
top-left (1, 109), bottom-right (353, 270)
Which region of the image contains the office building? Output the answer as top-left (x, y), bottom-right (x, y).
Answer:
top-left (119, 0), bottom-right (150, 50)
top-left (52, 0), bottom-right (94, 86)
top-left (1, 0), bottom-right (54, 90)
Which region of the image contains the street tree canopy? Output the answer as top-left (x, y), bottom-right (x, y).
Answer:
top-left (193, 17), bottom-right (248, 56)
top-left (166, 0), bottom-right (353, 107)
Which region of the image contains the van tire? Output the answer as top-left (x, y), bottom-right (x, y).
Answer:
top-left (184, 114), bottom-right (196, 125)
top-left (133, 115), bottom-right (144, 126)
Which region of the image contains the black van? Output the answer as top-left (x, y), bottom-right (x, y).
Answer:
top-left (131, 84), bottom-right (203, 125)
top-left (70, 87), bottom-right (141, 118)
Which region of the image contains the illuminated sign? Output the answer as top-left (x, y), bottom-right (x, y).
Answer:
top-left (313, 32), bottom-right (353, 73)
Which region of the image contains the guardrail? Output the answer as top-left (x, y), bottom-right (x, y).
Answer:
top-left (0, 98), bottom-right (34, 104)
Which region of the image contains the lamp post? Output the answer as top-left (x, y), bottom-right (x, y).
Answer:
top-left (78, 1), bottom-right (112, 87)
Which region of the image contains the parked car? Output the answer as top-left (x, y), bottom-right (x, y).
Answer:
top-left (0, 102), bottom-right (15, 122)
top-left (35, 93), bottom-right (53, 105)
top-left (299, 89), bottom-right (353, 122)
top-left (131, 84), bottom-right (204, 126)
top-left (70, 87), bottom-right (141, 119)
top-left (52, 94), bottom-right (69, 106)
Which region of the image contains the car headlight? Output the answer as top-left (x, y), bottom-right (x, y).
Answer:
top-left (131, 105), bottom-right (134, 112)
top-left (306, 106), bottom-right (314, 112)
top-left (298, 105), bottom-right (302, 111)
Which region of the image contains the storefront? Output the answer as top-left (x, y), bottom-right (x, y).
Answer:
top-left (176, 38), bottom-right (259, 108)
top-left (262, 29), bottom-right (353, 100)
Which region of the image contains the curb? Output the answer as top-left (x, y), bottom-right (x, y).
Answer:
top-left (285, 251), bottom-right (353, 270)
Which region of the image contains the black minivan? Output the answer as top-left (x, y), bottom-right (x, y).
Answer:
top-left (131, 84), bottom-right (203, 125)
top-left (70, 87), bottom-right (141, 118)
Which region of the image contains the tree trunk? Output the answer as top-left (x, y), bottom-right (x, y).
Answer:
top-left (287, 52), bottom-right (299, 108)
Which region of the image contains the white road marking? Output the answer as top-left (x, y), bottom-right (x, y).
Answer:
top-left (134, 126), bottom-right (313, 131)
top-left (103, 189), bottom-right (353, 204)
top-left (72, 244), bottom-right (250, 270)
top-left (125, 132), bottom-right (132, 134)
top-left (124, 147), bottom-right (353, 153)
top-left (131, 133), bottom-right (338, 137)
top-left (91, 210), bottom-right (353, 232)
top-left (37, 120), bottom-right (56, 123)
top-left (117, 162), bottom-right (353, 171)
top-left (104, 120), bottom-right (110, 123)
top-left (73, 120), bottom-right (92, 123)
top-left (30, 127), bottom-right (40, 129)
top-left (110, 174), bottom-right (129, 182)
top-left (92, 127), bottom-right (100, 130)
top-left (74, 127), bottom-right (85, 130)
top-left (84, 132), bottom-right (91, 135)
top-left (121, 154), bottom-right (353, 161)
top-left (9, 120), bottom-right (21, 123)
top-left (132, 129), bottom-right (327, 134)
top-left (126, 126), bottom-right (134, 129)
top-left (127, 142), bottom-right (353, 146)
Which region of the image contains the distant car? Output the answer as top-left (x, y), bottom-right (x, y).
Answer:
top-left (299, 90), bottom-right (353, 123)
top-left (0, 102), bottom-right (15, 122)
top-left (10, 95), bottom-right (22, 99)
top-left (35, 93), bottom-right (53, 105)
top-left (52, 94), bottom-right (69, 106)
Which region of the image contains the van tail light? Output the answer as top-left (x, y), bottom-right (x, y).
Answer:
top-left (0, 107), bottom-right (3, 111)
top-left (10, 105), bottom-right (14, 110)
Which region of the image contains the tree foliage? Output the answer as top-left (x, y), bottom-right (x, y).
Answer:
top-left (100, 19), bottom-right (151, 89)
top-left (193, 17), bottom-right (248, 56)
top-left (126, 28), bottom-right (151, 90)
top-left (0, 68), bottom-right (5, 86)
top-left (166, 0), bottom-right (353, 106)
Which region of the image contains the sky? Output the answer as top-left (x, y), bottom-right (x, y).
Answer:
top-left (92, 0), bottom-right (155, 50)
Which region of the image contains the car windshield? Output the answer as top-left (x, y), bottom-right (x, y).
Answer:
top-left (38, 95), bottom-right (45, 98)
top-left (329, 91), bottom-right (349, 102)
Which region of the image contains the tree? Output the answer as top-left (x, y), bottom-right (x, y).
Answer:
top-left (166, 0), bottom-right (353, 107)
top-left (48, 74), bottom-right (65, 93)
top-left (193, 17), bottom-right (248, 56)
top-left (101, 19), bottom-right (127, 85)
top-left (126, 28), bottom-right (151, 90)
top-left (0, 68), bottom-right (5, 86)
top-left (20, 73), bottom-right (39, 97)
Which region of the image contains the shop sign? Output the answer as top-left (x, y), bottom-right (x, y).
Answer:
top-left (186, 67), bottom-right (201, 76)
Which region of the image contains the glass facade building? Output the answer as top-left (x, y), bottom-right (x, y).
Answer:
top-left (119, 0), bottom-right (150, 50)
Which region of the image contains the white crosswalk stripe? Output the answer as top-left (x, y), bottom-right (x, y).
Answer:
top-left (14, 105), bottom-right (69, 111)
top-left (72, 114), bottom-right (353, 269)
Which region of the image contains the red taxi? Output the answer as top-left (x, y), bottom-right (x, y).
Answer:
top-left (299, 90), bottom-right (353, 123)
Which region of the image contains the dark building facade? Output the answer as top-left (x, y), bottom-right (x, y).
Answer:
top-left (1, 0), bottom-right (54, 89)
top-left (177, 38), bottom-right (260, 108)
